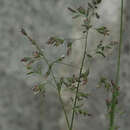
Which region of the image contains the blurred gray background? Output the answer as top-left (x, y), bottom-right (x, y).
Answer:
top-left (0, 0), bottom-right (129, 130)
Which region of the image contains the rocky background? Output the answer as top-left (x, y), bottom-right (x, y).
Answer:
top-left (0, 0), bottom-right (129, 130)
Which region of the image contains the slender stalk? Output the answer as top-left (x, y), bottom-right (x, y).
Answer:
top-left (116, 0), bottom-right (124, 85)
top-left (109, 0), bottom-right (124, 130)
top-left (69, 30), bottom-right (89, 130)
top-left (50, 70), bottom-right (70, 129)
top-left (40, 50), bottom-right (70, 130)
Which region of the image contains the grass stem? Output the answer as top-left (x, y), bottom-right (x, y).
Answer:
top-left (69, 30), bottom-right (89, 130)
top-left (109, 0), bottom-right (124, 129)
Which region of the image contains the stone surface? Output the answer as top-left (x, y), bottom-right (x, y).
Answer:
top-left (0, 0), bottom-right (129, 130)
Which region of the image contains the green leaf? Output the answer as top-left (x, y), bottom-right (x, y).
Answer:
top-left (81, 69), bottom-right (89, 79)
top-left (99, 77), bottom-right (107, 84)
top-left (87, 54), bottom-right (93, 58)
top-left (96, 26), bottom-right (109, 36)
top-left (26, 71), bottom-right (34, 75)
top-left (21, 28), bottom-right (27, 36)
top-left (77, 7), bottom-right (86, 15)
top-left (88, 2), bottom-right (93, 8)
top-left (46, 37), bottom-right (64, 46)
top-left (93, 0), bottom-right (102, 5)
top-left (96, 51), bottom-right (106, 57)
top-left (97, 43), bottom-right (103, 48)
top-left (97, 43), bottom-right (105, 51)
top-left (105, 82), bottom-right (111, 91)
top-left (85, 69), bottom-right (90, 77)
top-left (76, 109), bottom-right (91, 116)
top-left (95, 12), bottom-right (100, 19)
top-left (57, 55), bottom-right (65, 61)
top-left (54, 38), bottom-right (64, 46)
top-left (45, 65), bottom-right (52, 77)
top-left (68, 7), bottom-right (77, 13)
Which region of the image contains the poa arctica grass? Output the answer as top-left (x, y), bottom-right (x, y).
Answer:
top-left (21, 0), bottom-right (124, 130)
